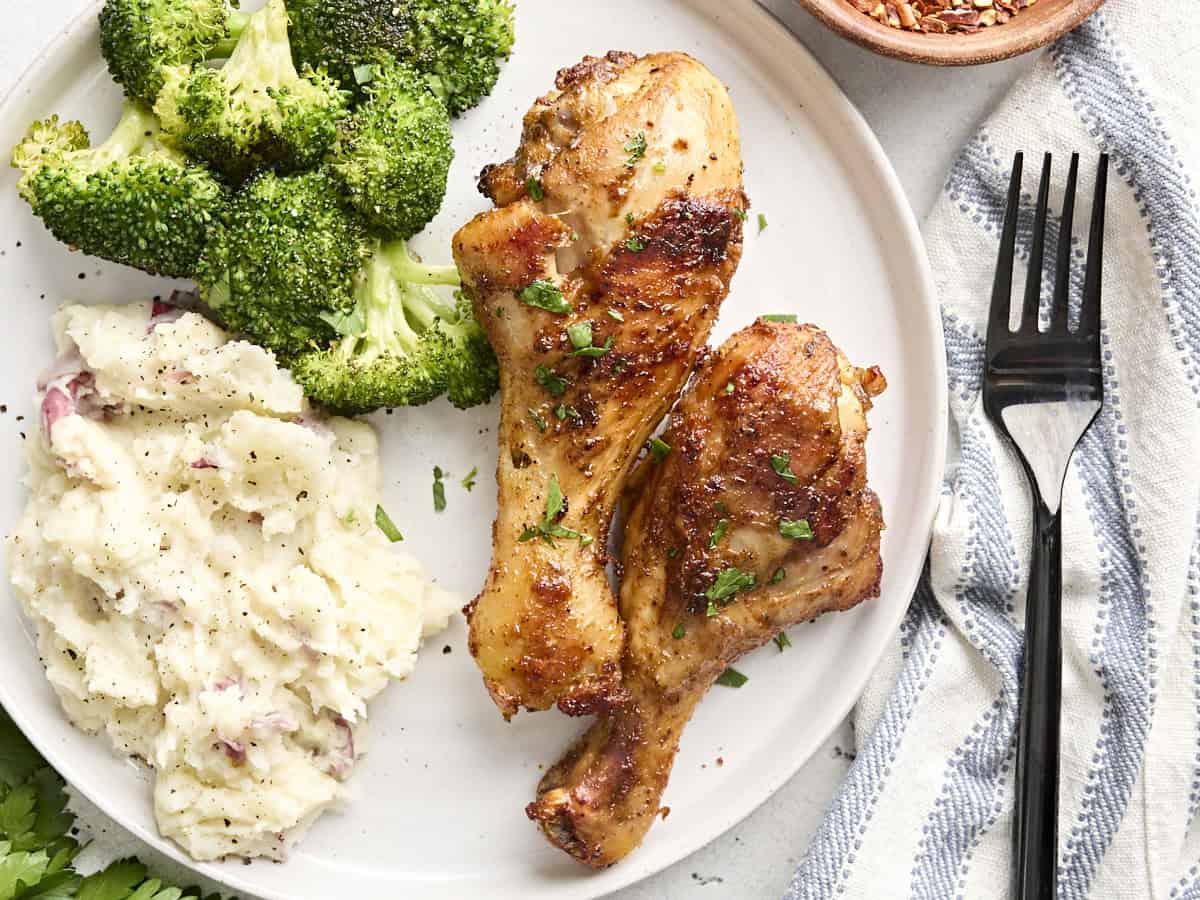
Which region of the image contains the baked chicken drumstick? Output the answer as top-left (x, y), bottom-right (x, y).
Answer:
top-left (453, 51), bottom-right (747, 718)
top-left (527, 319), bottom-right (887, 866)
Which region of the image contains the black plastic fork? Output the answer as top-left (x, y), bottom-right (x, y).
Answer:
top-left (983, 152), bottom-right (1108, 899)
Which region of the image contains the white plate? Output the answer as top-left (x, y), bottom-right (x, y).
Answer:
top-left (0, 1), bottom-right (945, 897)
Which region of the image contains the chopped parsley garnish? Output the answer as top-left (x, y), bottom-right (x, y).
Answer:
top-left (519, 280), bottom-right (572, 314)
top-left (649, 437), bottom-right (672, 462)
top-left (625, 235), bottom-right (647, 252)
top-left (625, 212), bottom-right (636, 227)
top-left (761, 313), bottom-right (798, 323)
top-left (708, 518), bottom-right (729, 549)
top-left (375, 505), bottom-right (403, 542)
top-left (624, 131), bottom-right (648, 168)
top-left (705, 566), bottom-right (757, 615)
top-left (567, 322), bottom-right (593, 350)
top-left (723, 381), bottom-right (735, 395)
top-left (758, 213), bottom-right (768, 233)
top-left (535, 365), bottom-right (570, 397)
top-left (518, 474), bottom-right (592, 547)
top-left (526, 177), bottom-right (545, 201)
top-left (528, 408), bottom-right (548, 432)
top-left (571, 335), bottom-right (614, 358)
top-left (667, 546), bottom-right (680, 559)
top-left (555, 404), bottom-right (581, 421)
top-left (773, 632), bottom-right (792, 652)
top-left (462, 467), bottom-right (478, 492)
top-left (432, 466), bottom-right (447, 512)
top-left (771, 452), bottom-right (799, 485)
top-left (780, 518), bottom-right (815, 540)
top-left (715, 667), bottom-right (749, 688)
top-left (607, 308), bottom-right (625, 322)
top-left (672, 623), bottom-right (686, 639)
top-left (770, 567), bottom-right (787, 584)
top-left (732, 208), bottom-right (749, 222)
top-left (344, 509), bottom-right (358, 525)
top-left (653, 161), bottom-right (667, 175)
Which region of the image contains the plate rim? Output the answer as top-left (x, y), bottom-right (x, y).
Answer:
top-left (0, 2), bottom-right (948, 897)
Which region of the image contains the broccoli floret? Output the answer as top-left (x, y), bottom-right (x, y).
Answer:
top-left (99, 0), bottom-right (250, 107)
top-left (155, 0), bottom-right (348, 181)
top-left (288, 0), bottom-right (515, 116)
top-left (197, 168), bottom-right (370, 357)
top-left (10, 101), bottom-right (225, 278)
top-left (291, 241), bottom-right (499, 414)
top-left (330, 57), bottom-right (453, 240)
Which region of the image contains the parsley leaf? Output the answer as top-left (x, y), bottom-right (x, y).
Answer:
top-left (624, 131), bottom-right (647, 168)
top-left (761, 313), bottom-right (797, 324)
top-left (76, 860), bottom-right (147, 900)
top-left (555, 404), bottom-right (581, 421)
top-left (723, 381), bottom-right (735, 395)
top-left (375, 505), bottom-right (403, 542)
top-left (708, 518), bottom-right (729, 549)
top-left (519, 475), bottom-right (593, 548)
top-left (780, 518), bottom-right (815, 540)
top-left (770, 567), bottom-right (787, 584)
top-left (715, 667), bottom-right (749, 688)
top-left (567, 322), bottom-right (593, 350)
top-left (771, 452), bottom-right (799, 485)
top-left (773, 632), bottom-right (792, 652)
top-left (705, 567), bottom-right (757, 614)
top-left (571, 335), bottom-right (614, 358)
top-left (519, 280), bottom-right (572, 315)
top-left (534, 365), bottom-right (570, 397)
top-left (757, 213), bottom-right (768, 233)
top-left (624, 235), bottom-right (646, 252)
top-left (432, 467), bottom-right (447, 513)
top-left (732, 208), bottom-right (748, 222)
top-left (672, 623), bottom-right (686, 640)
top-left (607, 309), bottom-right (624, 322)
top-left (649, 437), bottom-right (671, 462)
top-left (528, 408), bottom-right (548, 432)
top-left (526, 177), bottom-right (545, 201)
top-left (461, 467), bottom-right (478, 492)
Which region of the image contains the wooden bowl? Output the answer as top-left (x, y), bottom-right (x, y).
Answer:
top-left (792, 0), bottom-right (1105, 64)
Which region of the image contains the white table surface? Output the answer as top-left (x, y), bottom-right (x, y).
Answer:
top-left (0, 2), bottom-right (1034, 896)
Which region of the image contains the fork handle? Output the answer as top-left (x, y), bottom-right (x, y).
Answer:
top-left (1013, 500), bottom-right (1062, 899)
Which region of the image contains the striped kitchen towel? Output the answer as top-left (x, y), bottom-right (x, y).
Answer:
top-left (787, 1), bottom-right (1200, 898)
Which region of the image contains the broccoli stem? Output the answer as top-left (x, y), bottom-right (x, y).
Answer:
top-left (223, 0), bottom-right (302, 95)
top-left (385, 240), bottom-right (462, 287)
top-left (341, 245), bottom-right (426, 363)
top-left (89, 102), bottom-right (174, 171)
top-left (209, 10), bottom-right (252, 59)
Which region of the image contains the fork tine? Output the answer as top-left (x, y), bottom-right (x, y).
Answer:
top-left (1020, 153), bottom-right (1053, 332)
top-left (1050, 154), bottom-right (1079, 333)
top-left (1079, 154), bottom-right (1109, 338)
top-left (988, 152), bottom-right (1024, 346)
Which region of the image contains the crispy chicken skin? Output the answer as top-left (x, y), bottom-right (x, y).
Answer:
top-left (453, 51), bottom-right (747, 719)
top-left (526, 321), bottom-right (887, 866)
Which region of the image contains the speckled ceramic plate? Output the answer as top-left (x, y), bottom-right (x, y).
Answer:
top-left (0, 1), bottom-right (945, 897)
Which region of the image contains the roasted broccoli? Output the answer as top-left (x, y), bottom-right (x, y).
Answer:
top-left (99, 0), bottom-right (250, 107)
top-left (291, 241), bottom-right (499, 414)
top-left (197, 168), bottom-right (370, 357)
top-left (330, 57), bottom-right (453, 240)
top-left (287, 0), bottom-right (516, 116)
top-left (155, 0), bottom-right (348, 181)
top-left (11, 101), bottom-right (225, 278)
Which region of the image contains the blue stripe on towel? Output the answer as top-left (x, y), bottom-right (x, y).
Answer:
top-left (1054, 13), bottom-right (1200, 390)
top-left (787, 578), bottom-right (950, 899)
top-left (909, 414), bottom-right (1022, 899)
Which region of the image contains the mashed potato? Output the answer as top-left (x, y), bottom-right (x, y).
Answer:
top-left (6, 301), bottom-right (456, 861)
